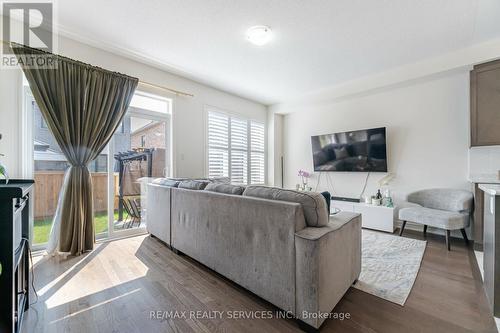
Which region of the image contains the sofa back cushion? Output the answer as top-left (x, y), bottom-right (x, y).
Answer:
top-left (152, 178), bottom-right (181, 187)
top-left (178, 180), bottom-right (210, 190)
top-left (243, 186), bottom-right (328, 227)
top-left (205, 183), bottom-right (245, 195)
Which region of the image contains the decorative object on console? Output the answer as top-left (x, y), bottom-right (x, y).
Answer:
top-left (297, 169), bottom-right (311, 191)
top-left (371, 189), bottom-right (382, 206)
top-left (384, 196), bottom-right (394, 208)
top-left (379, 173), bottom-right (396, 207)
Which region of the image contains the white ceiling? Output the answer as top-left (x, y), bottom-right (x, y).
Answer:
top-left (56, 0), bottom-right (500, 105)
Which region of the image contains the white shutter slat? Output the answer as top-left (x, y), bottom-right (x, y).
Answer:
top-left (250, 121), bottom-right (265, 184)
top-left (208, 111), bottom-right (229, 178)
top-left (230, 118), bottom-right (247, 150)
top-left (251, 122), bottom-right (265, 152)
top-left (231, 150), bottom-right (247, 185)
top-left (230, 118), bottom-right (248, 184)
top-left (208, 148), bottom-right (228, 178)
top-left (250, 152), bottom-right (265, 184)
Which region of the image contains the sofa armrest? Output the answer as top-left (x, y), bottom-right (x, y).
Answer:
top-left (294, 212), bottom-right (362, 329)
top-left (146, 184), bottom-right (172, 245)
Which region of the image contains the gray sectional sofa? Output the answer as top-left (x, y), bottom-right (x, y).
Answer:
top-left (146, 180), bottom-right (361, 330)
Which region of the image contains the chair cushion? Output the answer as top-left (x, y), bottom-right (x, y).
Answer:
top-left (407, 189), bottom-right (473, 212)
top-left (243, 186), bottom-right (328, 227)
top-left (204, 183), bottom-right (245, 195)
top-left (399, 207), bottom-right (469, 230)
top-left (178, 180), bottom-right (210, 190)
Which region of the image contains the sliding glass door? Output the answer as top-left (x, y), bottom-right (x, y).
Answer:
top-left (106, 92), bottom-right (171, 238)
top-left (25, 80), bottom-right (172, 246)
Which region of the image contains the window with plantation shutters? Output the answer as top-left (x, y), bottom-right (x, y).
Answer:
top-left (207, 108), bottom-right (265, 185)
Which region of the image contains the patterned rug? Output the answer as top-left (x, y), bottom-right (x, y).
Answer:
top-left (353, 229), bottom-right (427, 305)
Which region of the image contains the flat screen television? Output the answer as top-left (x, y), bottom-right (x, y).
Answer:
top-left (311, 127), bottom-right (387, 172)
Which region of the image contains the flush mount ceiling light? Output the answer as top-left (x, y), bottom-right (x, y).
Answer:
top-left (246, 25), bottom-right (272, 46)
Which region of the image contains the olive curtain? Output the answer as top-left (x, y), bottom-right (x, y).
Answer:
top-left (12, 44), bottom-right (138, 255)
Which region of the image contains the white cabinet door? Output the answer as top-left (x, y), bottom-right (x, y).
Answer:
top-left (330, 200), bottom-right (395, 232)
top-left (331, 201), bottom-right (355, 214)
top-left (354, 204), bottom-right (395, 232)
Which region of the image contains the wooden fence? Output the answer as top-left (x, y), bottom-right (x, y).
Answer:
top-left (34, 171), bottom-right (119, 219)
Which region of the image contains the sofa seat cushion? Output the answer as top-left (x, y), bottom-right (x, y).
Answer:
top-left (178, 180), bottom-right (210, 190)
top-left (204, 183), bottom-right (245, 195)
top-left (243, 186), bottom-right (328, 227)
top-left (399, 207), bottom-right (469, 230)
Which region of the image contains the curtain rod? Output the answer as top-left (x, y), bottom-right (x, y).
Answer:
top-left (139, 81), bottom-right (194, 97)
top-left (2, 40), bottom-right (194, 97)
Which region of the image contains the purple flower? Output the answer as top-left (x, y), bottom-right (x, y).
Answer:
top-left (298, 170), bottom-right (310, 178)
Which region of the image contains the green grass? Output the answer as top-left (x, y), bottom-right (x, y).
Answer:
top-left (33, 211), bottom-right (127, 244)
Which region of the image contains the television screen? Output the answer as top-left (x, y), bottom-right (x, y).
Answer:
top-left (311, 127), bottom-right (387, 172)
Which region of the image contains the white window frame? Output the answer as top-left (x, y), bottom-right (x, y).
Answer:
top-left (106, 90), bottom-right (173, 240)
top-left (204, 105), bottom-right (266, 185)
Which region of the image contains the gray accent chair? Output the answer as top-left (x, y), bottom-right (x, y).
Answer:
top-left (398, 188), bottom-right (474, 250)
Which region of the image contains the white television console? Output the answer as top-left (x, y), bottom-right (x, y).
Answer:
top-left (331, 199), bottom-right (396, 233)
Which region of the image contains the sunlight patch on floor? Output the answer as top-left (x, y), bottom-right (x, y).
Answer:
top-left (38, 237), bottom-right (149, 309)
top-left (49, 288), bottom-right (141, 324)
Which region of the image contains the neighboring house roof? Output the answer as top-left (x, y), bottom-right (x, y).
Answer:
top-left (34, 139), bottom-right (67, 161)
top-left (34, 139), bottom-right (51, 152)
top-left (34, 150), bottom-right (67, 162)
top-left (131, 121), bottom-right (161, 136)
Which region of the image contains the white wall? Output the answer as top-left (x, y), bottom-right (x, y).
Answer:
top-left (0, 69), bottom-right (22, 178)
top-left (272, 70), bottom-right (471, 203)
top-left (267, 112), bottom-right (284, 186)
top-left (0, 35), bottom-right (267, 179)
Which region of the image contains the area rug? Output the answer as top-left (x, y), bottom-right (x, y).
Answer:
top-left (353, 229), bottom-right (427, 305)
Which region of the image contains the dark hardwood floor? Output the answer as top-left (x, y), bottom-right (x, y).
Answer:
top-left (23, 230), bottom-right (497, 333)
top-left (328, 230), bottom-right (496, 333)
